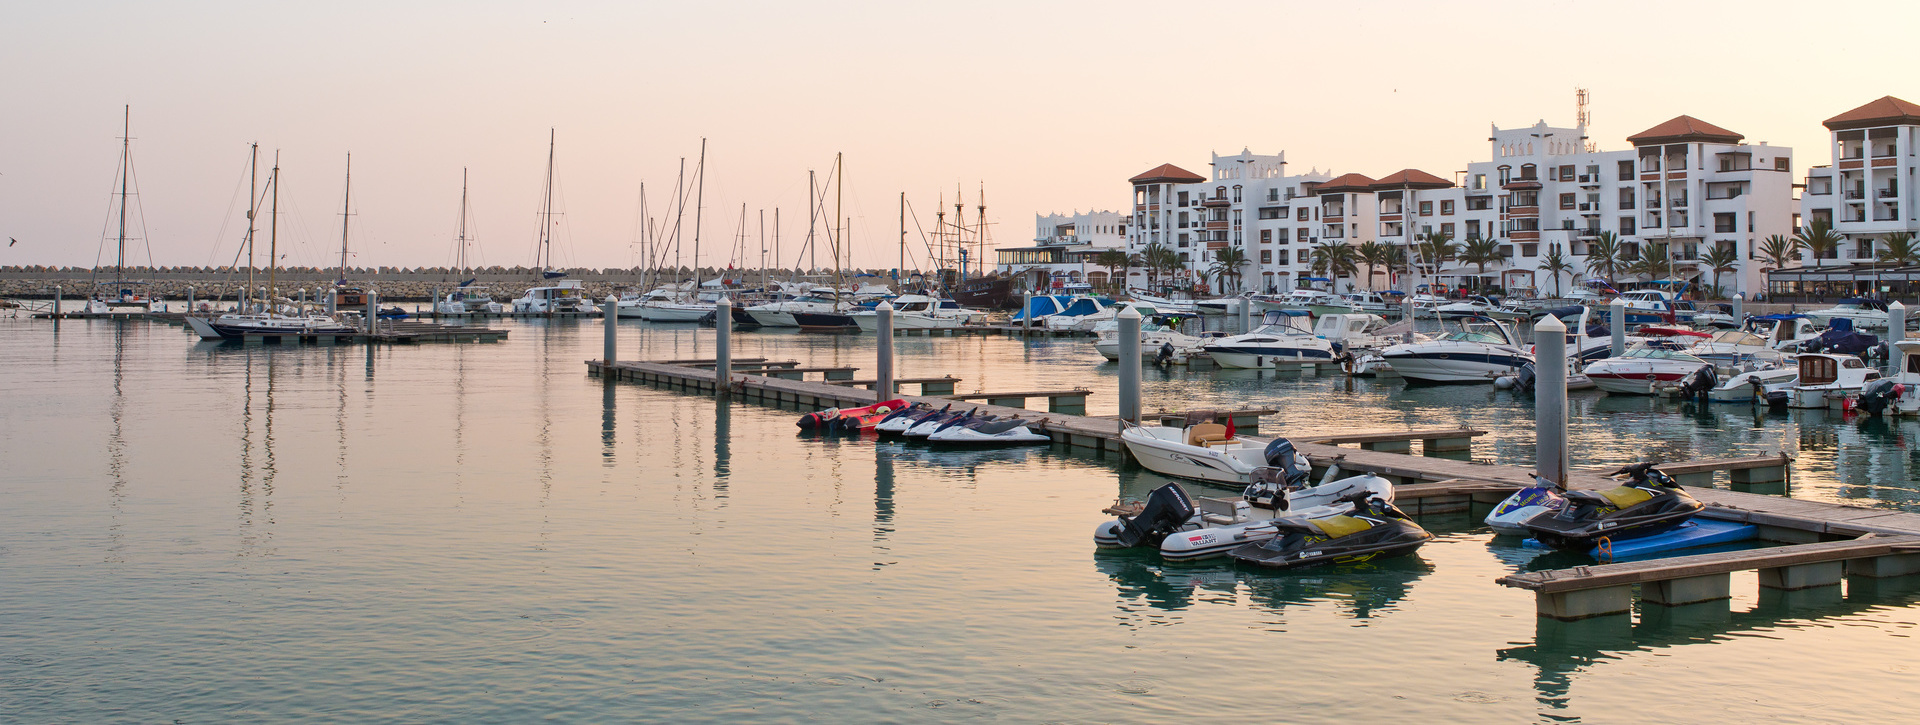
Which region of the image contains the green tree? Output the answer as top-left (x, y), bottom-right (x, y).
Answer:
top-left (1538, 247), bottom-right (1576, 298)
top-left (1356, 241), bottom-right (1391, 290)
top-left (1794, 219), bottom-right (1841, 268)
top-left (1413, 231), bottom-right (1457, 277)
top-left (1700, 244), bottom-right (1740, 298)
top-left (1758, 234), bottom-right (1801, 272)
top-left (1093, 250), bottom-right (1129, 291)
top-left (1208, 245), bottom-right (1249, 293)
top-left (1309, 240), bottom-right (1359, 286)
top-left (1584, 231), bottom-right (1623, 287)
top-left (1459, 237), bottom-right (1504, 291)
top-left (1878, 231), bottom-right (1920, 267)
top-left (1140, 242), bottom-right (1177, 288)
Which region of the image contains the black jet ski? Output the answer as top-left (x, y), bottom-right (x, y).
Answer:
top-left (1520, 462), bottom-right (1704, 550)
top-left (1227, 492), bottom-right (1432, 570)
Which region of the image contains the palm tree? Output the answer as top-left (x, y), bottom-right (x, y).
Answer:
top-left (1700, 244), bottom-right (1740, 298)
top-left (1538, 247), bottom-right (1576, 298)
top-left (1356, 241), bottom-right (1391, 290)
top-left (1413, 231), bottom-right (1456, 277)
top-left (1459, 237), bottom-right (1504, 291)
top-left (1879, 231), bottom-right (1920, 268)
top-left (1794, 219), bottom-right (1841, 268)
top-left (1309, 240), bottom-right (1359, 287)
top-left (1758, 234), bottom-right (1801, 273)
top-left (1147, 244), bottom-right (1185, 289)
top-left (1208, 246), bottom-right (1248, 293)
top-left (1140, 242), bottom-right (1174, 288)
top-left (1093, 250), bottom-right (1129, 291)
top-left (1625, 242), bottom-right (1674, 282)
top-left (1124, 252), bottom-right (1144, 291)
top-left (1584, 231), bottom-right (1623, 287)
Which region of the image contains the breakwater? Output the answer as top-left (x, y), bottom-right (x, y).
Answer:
top-left (0, 265), bottom-right (890, 302)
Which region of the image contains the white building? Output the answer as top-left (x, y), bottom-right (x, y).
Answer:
top-left (993, 210), bottom-right (1127, 290)
top-left (1789, 96), bottom-right (1920, 297)
top-left (1124, 150), bottom-right (1337, 294)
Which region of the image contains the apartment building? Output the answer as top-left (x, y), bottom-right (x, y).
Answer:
top-left (992, 210), bottom-right (1128, 290)
top-left (1116, 116), bottom-right (1795, 297)
top-left (1796, 96), bottom-right (1920, 275)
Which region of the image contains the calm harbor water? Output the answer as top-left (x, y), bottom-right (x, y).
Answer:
top-left (4, 315), bottom-right (1920, 723)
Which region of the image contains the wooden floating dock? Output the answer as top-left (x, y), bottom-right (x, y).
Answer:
top-left (589, 357), bottom-right (1920, 622)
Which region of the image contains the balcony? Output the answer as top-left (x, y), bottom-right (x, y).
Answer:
top-left (1809, 187), bottom-right (1833, 195)
top-left (1880, 188), bottom-right (1899, 198)
top-left (1578, 202), bottom-right (1593, 211)
top-left (1201, 197), bottom-right (1230, 207)
top-left (1578, 174), bottom-right (1600, 186)
top-left (1671, 196), bottom-right (1689, 209)
top-left (1847, 190), bottom-right (1865, 200)
top-left (1619, 199), bottom-right (1636, 210)
top-left (1715, 224), bottom-right (1737, 234)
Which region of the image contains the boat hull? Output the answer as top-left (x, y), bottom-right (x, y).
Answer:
top-left (1379, 350), bottom-right (1530, 384)
top-left (1119, 428), bottom-right (1264, 485)
top-left (637, 303), bottom-right (711, 322)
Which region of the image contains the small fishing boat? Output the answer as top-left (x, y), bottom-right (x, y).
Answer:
top-left (1787, 353), bottom-right (1880, 409)
top-left (1119, 421), bottom-right (1280, 485)
top-left (1708, 363), bottom-right (1799, 403)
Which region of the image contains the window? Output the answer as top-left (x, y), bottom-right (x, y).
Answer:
top-left (1619, 217), bottom-right (1635, 235)
top-left (1267, 188), bottom-right (1280, 202)
top-left (1297, 207), bottom-right (1310, 222)
top-left (1558, 165), bottom-right (1575, 181)
top-left (1522, 243), bottom-right (1538, 257)
top-left (1276, 249), bottom-right (1290, 264)
top-left (1617, 160), bottom-right (1634, 179)
top-left (1177, 233), bottom-right (1189, 247)
top-left (1714, 213), bottom-right (1735, 234)
top-left (1177, 191), bottom-right (1189, 207)
top-left (1467, 196), bottom-right (1491, 211)
top-left (1499, 166), bottom-right (1511, 185)
top-left (1178, 211), bottom-right (1189, 228)
top-left (1465, 220), bottom-right (1482, 240)
top-left (1440, 200), bottom-right (1455, 215)
top-left (1618, 188), bottom-right (1635, 209)
top-left (1260, 229), bottom-right (1272, 243)
top-left (1233, 185), bottom-right (1243, 202)
top-left (1260, 250), bottom-right (1272, 264)
top-left (1520, 163), bottom-right (1537, 180)
top-left (1296, 228), bottom-right (1309, 242)
top-left (1471, 173), bottom-right (1487, 191)
top-left (1419, 201), bottom-right (1433, 216)
top-left (1441, 222), bottom-right (1455, 237)
top-left (1178, 252), bottom-right (1189, 263)
top-left (1559, 193), bottom-right (1576, 210)
top-left (1215, 186), bottom-right (1226, 199)
top-left (1775, 158), bottom-right (1790, 172)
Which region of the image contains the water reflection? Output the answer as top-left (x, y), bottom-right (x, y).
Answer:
top-left (1499, 575), bottom-right (1920, 713)
top-left (1094, 551), bottom-right (1432, 625)
top-left (712, 398), bottom-right (730, 498)
top-left (104, 322), bottom-right (129, 562)
top-left (237, 347), bottom-right (276, 557)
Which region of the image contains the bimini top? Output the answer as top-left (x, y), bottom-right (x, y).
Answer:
top-left (1749, 313), bottom-right (1810, 321)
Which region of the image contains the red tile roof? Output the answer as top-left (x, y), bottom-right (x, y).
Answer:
top-left (1371, 169), bottom-right (1453, 190)
top-left (1626, 115), bottom-right (1743, 146)
top-left (1315, 173), bottom-right (1377, 193)
top-left (1824, 96), bottom-right (1920, 131)
top-left (1129, 163), bottom-right (1206, 184)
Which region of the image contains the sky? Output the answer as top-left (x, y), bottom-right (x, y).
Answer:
top-left (4, 0), bottom-right (1919, 272)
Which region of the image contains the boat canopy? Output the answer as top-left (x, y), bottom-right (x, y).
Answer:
top-left (1010, 295), bottom-right (1072, 321)
top-left (1054, 297), bottom-right (1106, 317)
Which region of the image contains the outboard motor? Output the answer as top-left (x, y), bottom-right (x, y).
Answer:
top-left (1156, 341), bottom-right (1174, 367)
top-left (1262, 438), bottom-right (1312, 485)
top-left (1115, 483), bottom-right (1196, 548)
top-left (1680, 366), bottom-right (1717, 400)
top-left (1513, 362), bottom-right (1538, 393)
top-left (1857, 379), bottom-right (1898, 417)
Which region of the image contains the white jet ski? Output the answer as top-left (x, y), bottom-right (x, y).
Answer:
top-left (927, 417), bottom-right (1053, 445)
top-left (1484, 478), bottom-right (1568, 536)
top-left (875, 403), bottom-right (946, 434)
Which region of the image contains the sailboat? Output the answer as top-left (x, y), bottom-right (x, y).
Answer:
top-left (326, 153), bottom-right (374, 313)
top-left (436, 168), bottom-right (505, 314)
top-left (637, 139), bottom-right (721, 322)
top-left (187, 152), bottom-right (359, 340)
top-left (87, 106), bottom-right (157, 313)
top-left (511, 129), bottom-right (594, 314)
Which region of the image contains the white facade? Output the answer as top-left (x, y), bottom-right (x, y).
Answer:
top-left (1800, 97), bottom-right (1920, 268)
top-left (994, 210), bottom-right (1127, 290)
top-left (1125, 149), bottom-right (1338, 294)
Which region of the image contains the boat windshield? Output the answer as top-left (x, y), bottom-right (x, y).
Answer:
top-left (1707, 330), bottom-right (1767, 347)
top-left (1623, 348), bottom-right (1706, 364)
top-left (1440, 319), bottom-right (1509, 345)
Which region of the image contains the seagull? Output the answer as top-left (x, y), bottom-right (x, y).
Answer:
top-left (7, 238), bottom-right (15, 247)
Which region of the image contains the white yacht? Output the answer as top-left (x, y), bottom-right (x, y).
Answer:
top-left (1743, 314), bottom-right (1820, 350)
top-left (1583, 348), bottom-right (1716, 396)
top-left (435, 286), bottom-right (504, 314)
top-left (1434, 295), bottom-right (1501, 319)
top-left (1684, 329), bottom-right (1789, 367)
top-left (1379, 316), bottom-right (1532, 384)
top-left (1094, 322), bottom-right (1217, 363)
top-left (511, 279), bottom-right (594, 314)
top-left (1788, 353), bottom-right (1881, 409)
top-left (1805, 298), bottom-right (1891, 330)
top-left (1252, 289), bottom-right (1357, 316)
top-left (745, 290), bottom-right (847, 327)
top-left (852, 295), bottom-right (983, 331)
top-left (1199, 311), bottom-right (1337, 369)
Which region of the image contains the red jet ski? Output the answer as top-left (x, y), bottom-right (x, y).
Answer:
top-left (797, 399), bottom-right (910, 430)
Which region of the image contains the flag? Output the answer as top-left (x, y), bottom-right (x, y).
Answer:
top-left (1223, 418), bottom-right (1236, 440)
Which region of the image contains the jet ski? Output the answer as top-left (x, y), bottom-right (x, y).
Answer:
top-left (926, 417), bottom-right (1053, 445)
top-left (875, 403), bottom-right (948, 434)
top-left (904, 408), bottom-right (990, 438)
top-left (1484, 477), bottom-right (1568, 536)
top-left (1094, 442), bottom-right (1397, 561)
top-left (796, 398), bottom-right (909, 430)
top-left (1227, 491), bottom-right (1432, 570)
top-left (1521, 462), bottom-right (1704, 550)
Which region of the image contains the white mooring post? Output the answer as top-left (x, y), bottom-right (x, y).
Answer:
top-left (367, 289), bottom-right (379, 334)
top-left (1023, 290), bottom-right (1033, 333)
top-left (1238, 297), bottom-right (1251, 334)
top-left (1609, 296), bottom-right (1627, 357)
top-left (715, 297), bottom-right (732, 397)
top-left (1118, 305), bottom-right (1142, 423)
top-left (187, 286), bottom-right (195, 314)
top-left (1534, 314), bottom-right (1569, 486)
top-left (1890, 301), bottom-right (1906, 373)
top-left (53, 285), bottom-right (61, 322)
top-left (875, 300), bottom-right (895, 398)
top-left (1403, 295), bottom-right (1416, 344)
top-left (1732, 292), bottom-right (1745, 326)
top-left (603, 295), bottom-right (618, 367)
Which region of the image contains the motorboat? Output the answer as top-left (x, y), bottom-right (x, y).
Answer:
top-left (1252, 289), bottom-right (1357, 316)
top-left (1125, 289), bottom-right (1201, 315)
top-left (1521, 463), bottom-right (1704, 550)
top-left (746, 290), bottom-right (847, 327)
top-left (1708, 363), bottom-right (1799, 403)
top-left (1093, 321), bottom-right (1215, 362)
top-left (187, 311), bottom-right (360, 340)
top-left (1227, 493), bottom-right (1432, 570)
top-left (795, 399), bottom-right (910, 430)
top-left (1854, 340), bottom-right (1920, 416)
top-left (1806, 298), bottom-right (1890, 330)
top-left (1052, 300), bottom-right (1155, 333)
top-left (1378, 316), bottom-right (1532, 384)
top-left (1787, 318), bottom-right (1880, 356)
top-left (1409, 294), bottom-right (1448, 319)
top-left (1529, 305), bottom-right (1614, 365)
top-left (1093, 444), bottom-right (1395, 562)
top-left (1039, 295), bottom-right (1117, 329)
top-left (1198, 311), bottom-right (1337, 369)
top-left (1434, 295), bottom-right (1500, 320)
top-left (1617, 289), bottom-right (1697, 326)
top-left (435, 285), bottom-right (504, 314)
top-left (1743, 314), bottom-right (1819, 350)
top-left (926, 417), bottom-right (1053, 445)
top-left (1009, 294), bottom-right (1076, 325)
top-left (1484, 480), bottom-right (1568, 536)
top-left (1683, 329), bottom-right (1787, 367)
top-left (851, 294), bottom-right (983, 331)
top-left (1582, 348), bottom-right (1716, 396)
top-left (1342, 291), bottom-right (1404, 315)
top-left (1309, 312), bottom-right (1395, 353)
top-left (1119, 422), bottom-right (1285, 485)
top-left (1787, 352), bottom-right (1880, 409)
top-left (511, 279), bottom-right (595, 314)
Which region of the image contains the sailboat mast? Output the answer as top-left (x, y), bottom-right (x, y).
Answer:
top-left (834, 153), bottom-right (843, 296)
top-left (806, 170), bottom-right (816, 276)
top-left (976, 184), bottom-right (987, 278)
top-left (116, 105), bottom-right (130, 286)
top-left (245, 143), bottom-right (258, 304)
top-left (690, 138), bottom-right (706, 293)
top-left (338, 153), bottom-right (352, 283)
top-left (540, 129), bottom-right (555, 272)
top-left (456, 168), bottom-right (470, 271)
top-left (268, 153), bottom-right (280, 305)
top-left (898, 191), bottom-right (905, 289)
top-left (758, 209), bottom-right (766, 291)
top-left (672, 158), bottom-right (686, 283)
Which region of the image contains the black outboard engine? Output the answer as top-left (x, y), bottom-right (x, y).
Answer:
top-left (1513, 362), bottom-right (1538, 393)
top-left (1857, 379), bottom-right (1898, 416)
top-left (1115, 483), bottom-right (1196, 548)
top-left (1245, 438), bottom-right (1312, 510)
top-left (1156, 342), bottom-right (1174, 367)
top-left (1679, 366), bottom-right (1717, 400)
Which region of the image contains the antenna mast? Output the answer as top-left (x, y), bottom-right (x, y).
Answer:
top-left (338, 153), bottom-right (353, 284)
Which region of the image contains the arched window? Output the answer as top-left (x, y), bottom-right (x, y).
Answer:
top-left (1232, 185), bottom-right (1243, 202)
top-left (1520, 163), bottom-right (1536, 180)
top-left (1215, 186), bottom-right (1227, 200)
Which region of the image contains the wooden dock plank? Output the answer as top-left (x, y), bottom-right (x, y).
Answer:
top-left (1305, 429), bottom-right (1488, 445)
top-left (1498, 535), bottom-right (1920, 593)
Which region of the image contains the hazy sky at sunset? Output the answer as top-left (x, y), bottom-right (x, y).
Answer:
top-left (4, 1), bottom-right (1918, 271)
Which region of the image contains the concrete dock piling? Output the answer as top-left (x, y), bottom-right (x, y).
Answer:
top-left (1118, 305), bottom-right (1141, 423)
top-left (367, 289), bottom-right (378, 334)
top-left (1732, 292), bottom-right (1744, 325)
top-left (1023, 290), bottom-right (1033, 332)
top-left (603, 295), bottom-right (618, 367)
top-left (1534, 314), bottom-right (1569, 485)
top-left (875, 301), bottom-right (894, 397)
top-left (187, 286), bottom-right (194, 313)
top-left (715, 297), bottom-right (732, 398)
top-left (1609, 297), bottom-right (1626, 357)
top-left (1237, 297), bottom-right (1251, 334)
